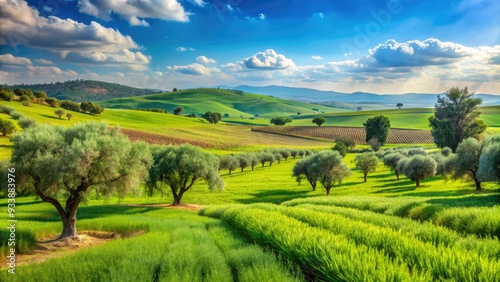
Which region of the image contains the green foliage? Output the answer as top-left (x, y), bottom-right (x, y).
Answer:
top-left (305, 150), bottom-right (351, 195)
top-left (292, 157), bottom-right (318, 191)
top-left (270, 116), bottom-right (292, 126)
top-left (220, 155), bottom-right (239, 174)
top-left (441, 147), bottom-right (452, 157)
top-left (0, 87), bottom-right (13, 101)
top-left (45, 97), bottom-right (60, 107)
top-left (0, 119), bottom-right (16, 136)
top-left (397, 103), bottom-right (403, 109)
top-left (312, 116), bottom-right (326, 126)
top-left (257, 151), bottom-right (276, 167)
top-left (367, 137), bottom-right (381, 151)
top-left (54, 109), bottom-right (65, 119)
top-left (202, 111), bottom-right (222, 124)
top-left (0, 105), bottom-right (15, 114)
top-left (478, 140), bottom-right (500, 182)
top-left (60, 100), bottom-right (80, 111)
top-left (363, 115), bottom-right (391, 145)
top-left (9, 110), bottom-right (23, 120)
top-left (453, 138), bottom-right (483, 190)
top-left (18, 116), bottom-right (37, 129)
top-left (429, 87), bottom-right (486, 152)
top-left (10, 122), bottom-right (152, 238)
top-left (354, 152), bottom-right (379, 182)
top-left (332, 142), bottom-right (347, 157)
top-left (383, 153), bottom-right (405, 180)
top-left (147, 144), bottom-right (224, 205)
top-left (398, 155), bottom-right (437, 187)
top-left (66, 113), bottom-right (73, 120)
top-left (335, 136), bottom-right (356, 149)
top-left (80, 101), bottom-right (105, 115)
top-left (173, 105), bottom-right (183, 115)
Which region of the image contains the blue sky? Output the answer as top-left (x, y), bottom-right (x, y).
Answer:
top-left (0, 0), bottom-right (499, 94)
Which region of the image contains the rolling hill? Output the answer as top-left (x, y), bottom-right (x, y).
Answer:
top-left (226, 85), bottom-right (500, 108)
top-left (98, 88), bottom-right (346, 118)
top-left (9, 79), bottom-right (161, 102)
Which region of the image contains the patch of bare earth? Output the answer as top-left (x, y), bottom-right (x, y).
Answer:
top-left (120, 128), bottom-right (212, 148)
top-left (0, 230), bottom-right (145, 269)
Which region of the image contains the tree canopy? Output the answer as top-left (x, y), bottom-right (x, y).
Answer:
top-left (398, 155), bottom-right (437, 187)
top-left (428, 87), bottom-right (486, 152)
top-left (10, 122), bottom-right (152, 239)
top-left (312, 116), bottom-right (326, 126)
top-left (270, 116), bottom-right (292, 126)
top-left (202, 111), bottom-right (222, 124)
top-left (364, 115), bottom-right (391, 145)
top-left (354, 152), bottom-right (379, 182)
top-left (147, 144), bottom-right (224, 205)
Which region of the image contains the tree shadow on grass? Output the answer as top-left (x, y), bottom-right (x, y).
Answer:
top-left (371, 185), bottom-right (417, 194)
top-left (236, 189), bottom-right (311, 204)
top-left (426, 194), bottom-right (500, 208)
top-left (16, 205), bottom-right (160, 222)
top-left (41, 114), bottom-right (64, 120)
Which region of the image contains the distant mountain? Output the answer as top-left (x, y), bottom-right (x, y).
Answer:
top-left (220, 85), bottom-right (500, 108)
top-left (9, 80), bottom-right (161, 102)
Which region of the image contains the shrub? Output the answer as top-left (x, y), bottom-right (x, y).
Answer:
top-left (18, 117), bottom-right (37, 129)
top-left (0, 119), bottom-right (16, 136)
top-left (367, 137), bottom-right (381, 152)
top-left (332, 142), bottom-right (347, 157)
top-left (10, 111), bottom-right (23, 120)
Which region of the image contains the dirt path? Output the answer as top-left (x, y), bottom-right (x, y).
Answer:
top-left (1, 230), bottom-right (144, 269)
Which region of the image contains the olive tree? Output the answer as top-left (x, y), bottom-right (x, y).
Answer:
top-left (292, 157), bottom-right (317, 191)
top-left (443, 137), bottom-right (492, 190)
top-left (478, 135), bottom-right (500, 182)
top-left (55, 109), bottom-right (65, 119)
top-left (0, 119), bottom-right (16, 136)
top-left (219, 155), bottom-right (239, 174)
top-left (354, 152), bottom-right (379, 182)
top-left (279, 149), bottom-right (291, 161)
top-left (398, 155), bottom-right (437, 187)
top-left (312, 116), bottom-right (326, 126)
top-left (246, 153), bottom-right (260, 171)
top-left (257, 151), bottom-right (275, 167)
top-left (147, 144), bottom-right (224, 205)
top-left (11, 122), bottom-right (152, 239)
top-left (237, 154), bottom-right (251, 172)
top-left (383, 152), bottom-right (405, 180)
top-left (308, 151), bottom-right (352, 195)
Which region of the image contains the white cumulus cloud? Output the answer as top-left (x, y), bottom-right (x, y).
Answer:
top-left (243, 49), bottom-right (296, 70)
top-left (311, 55), bottom-right (323, 60)
top-left (77, 0), bottom-right (190, 26)
top-left (0, 54), bottom-right (32, 65)
top-left (196, 56), bottom-right (216, 64)
top-left (176, 46), bottom-right (195, 52)
top-left (167, 63), bottom-right (221, 76)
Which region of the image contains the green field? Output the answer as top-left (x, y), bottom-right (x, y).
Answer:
top-left (1, 91), bottom-right (499, 281)
top-left (98, 88), bottom-right (345, 118)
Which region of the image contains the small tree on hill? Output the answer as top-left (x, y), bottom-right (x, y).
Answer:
top-left (237, 154), bottom-right (251, 172)
top-left (11, 122), bottom-right (152, 239)
top-left (270, 116), bottom-right (292, 126)
top-left (397, 103), bottom-right (403, 109)
top-left (257, 151), bottom-right (275, 167)
top-left (147, 144), bottom-right (224, 205)
top-left (290, 149), bottom-right (298, 160)
top-left (312, 116), bottom-right (326, 126)
top-left (18, 117), bottom-right (37, 129)
top-left (364, 115), bottom-right (391, 145)
top-left (383, 152), bottom-right (405, 180)
top-left (354, 152), bottom-right (379, 182)
top-left (202, 111), bottom-right (222, 124)
top-left (66, 113), bottom-right (73, 121)
top-left (398, 155), bottom-right (437, 187)
top-left (173, 106), bottom-right (183, 115)
top-left (279, 149), bottom-right (291, 161)
top-left (273, 153), bottom-right (283, 164)
top-left (246, 153), bottom-right (260, 171)
top-left (0, 119), bottom-right (16, 136)
top-left (336, 137), bottom-right (356, 150)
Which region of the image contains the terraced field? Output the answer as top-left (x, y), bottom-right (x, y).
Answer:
top-left (252, 125), bottom-right (434, 144)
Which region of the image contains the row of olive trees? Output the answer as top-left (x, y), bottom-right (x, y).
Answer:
top-left (0, 105), bottom-right (38, 135)
top-left (3, 122), bottom-right (225, 240)
top-left (219, 148), bottom-right (312, 174)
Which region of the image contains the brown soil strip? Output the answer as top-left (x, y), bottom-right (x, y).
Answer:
top-left (1, 230), bottom-right (145, 269)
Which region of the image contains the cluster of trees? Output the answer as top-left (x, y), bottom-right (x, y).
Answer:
top-left (219, 148), bottom-right (312, 174)
top-left (3, 122), bottom-right (225, 239)
top-left (293, 150), bottom-right (352, 195)
top-left (0, 87), bottom-right (48, 106)
top-left (270, 116), bottom-right (292, 126)
top-left (202, 112), bottom-right (222, 124)
top-left (332, 136), bottom-right (357, 157)
top-left (0, 105), bottom-right (37, 134)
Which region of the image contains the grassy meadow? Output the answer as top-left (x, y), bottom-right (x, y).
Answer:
top-left (0, 91), bottom-right (499, 281)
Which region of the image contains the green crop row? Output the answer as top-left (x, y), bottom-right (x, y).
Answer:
top-left (293, 204), bottom-right (500, 259)
top-left (202, 205), bottom-right (430, 281)
top-left (282, 196), bottom-right (500, 238)
top-left (271, 205), bottom-right (500, 281)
